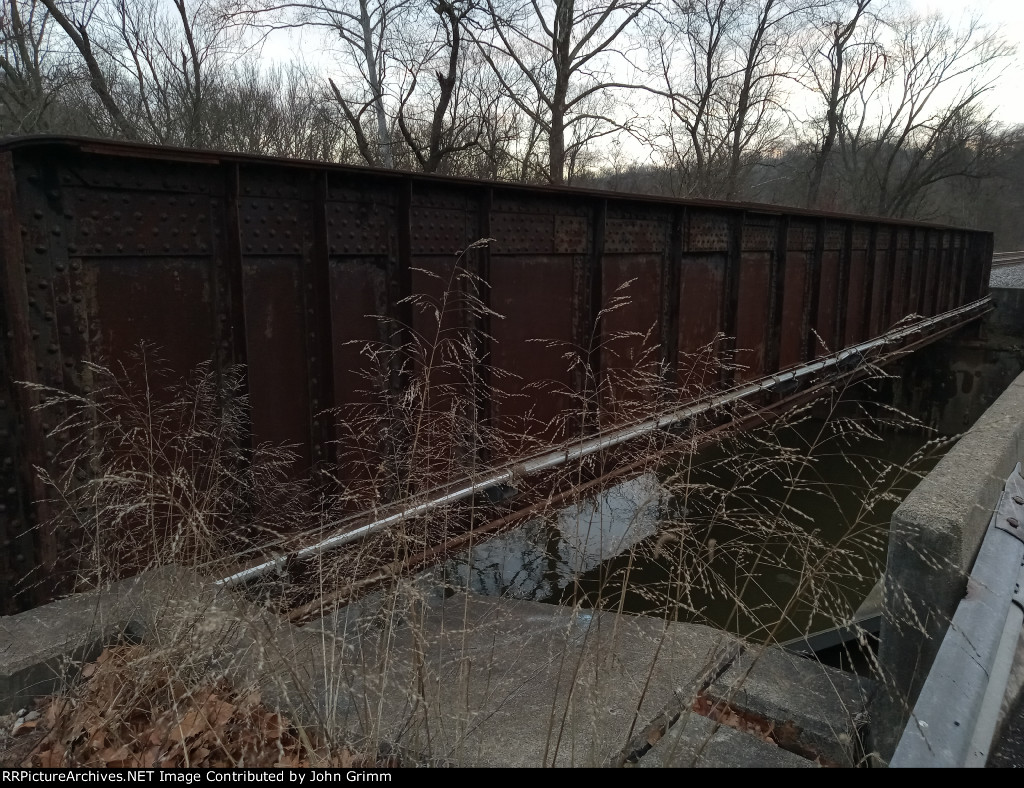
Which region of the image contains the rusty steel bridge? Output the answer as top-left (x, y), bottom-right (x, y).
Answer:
top-left (0, 137), bottom-right (995, 611)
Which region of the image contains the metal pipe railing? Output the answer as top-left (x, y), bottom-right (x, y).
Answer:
top-left (216, 297), bottom-right (992, 588)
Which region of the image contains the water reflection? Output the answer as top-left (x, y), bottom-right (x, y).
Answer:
top-left (443, 418), bottom-right (948, 643)
top-left (443, 473), bottom-right (663, 600)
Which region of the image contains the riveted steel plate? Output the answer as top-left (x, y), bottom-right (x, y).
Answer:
top-left (741, 215), bottom-right (776, 252)
top-left (239, 197), bottom-right (306, 255)
top-left (845, 248), bottom-right (868, 345)
top-left (735, 251), bottom-right (772, 379)
top-left (488, 254), bottom-right (575, 444)
top-left (328, 256), bottom-right (391, 425)
top-left (239, 167), bottom-right (308, 201)
top-left (411, 207), bottom-right (473, 255)
top-left (0, 136), bottom-right (995, 609)
top-left (678, 253), bottom-right (726, 351)
top-left (81, 258), bottom-right (217, 372)
top-left (554, 215), bottom-right (589, 254)
top-left (414, 185), bottom-right (474, 211)
top-left (490, 193), bottom-right (588, 216)
top-left (326, 200), bottom-right (395, 256)
top-left (67, 190), bottom-right (213, 257)
top-left (824, 224), bottom-right (844, 251)
top-left (779, 249), bottom-right (809, 369)
top-left (56, 157), bottom-right (217, 194)
top-left (490, 212), bottom-right (555, 254)
top-left (603, 219), bottom-right (668, 254)
top-left (817, 250), bottom-right (841, 351)
top-left (600, 254), bottom-right (663, 340)
top-left (688, 212), bottom-right (731, 252)
top-left (600, 253), bottom-right (663, 407)
top-left (677, 253), bottom-right (726, 392)
top-left (788, 221), bottom-right (817, 252)
top-left (241, 257), bottom-right (312, 466)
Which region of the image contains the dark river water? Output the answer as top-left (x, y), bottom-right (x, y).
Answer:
top-left (441, 410), bottom-right (952, 644)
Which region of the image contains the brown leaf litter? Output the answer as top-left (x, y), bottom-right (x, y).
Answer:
top-left (2, 645), bottom-right (396, 769)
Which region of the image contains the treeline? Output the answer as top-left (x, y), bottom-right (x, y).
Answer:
top-left (2, 0), bottom-right (1022, 246)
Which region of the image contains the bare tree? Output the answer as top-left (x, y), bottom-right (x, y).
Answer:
top-left (392, 0), bottom-right (484, 173)
top-left (28, 0), bottom-right (240, 144)
top-left (229, 0), bottom-right (486, 173)
top-left (648, 0), bottom-right (735, 196)
top-left (722, 0), bottom-right (805, 198)
top-left (204, 61), bottom-right (350, 160)
top-left (223, 0), bottom-right (402, 164)
top-left (0, 0), bottom-right (58, 132)
top-left (36, 0), bottom-right (139, 137)
top-left (798, 0), bottom-right (876, 208)
top-left (644, 0), bottom-right (802, 199)
top-left (472, 0), bottom-right (652, 185)
top-left (837, 10), bottom-right (1014, 217)
top-left (101, 0), bottom-right (231, 145)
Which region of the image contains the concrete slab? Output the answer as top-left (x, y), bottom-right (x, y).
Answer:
top-left (1, 567), bottom-right (880, 769)
top-left (0, 566), bottom-right (200, 714)
top-left (707, 645), bottom-right (875, 766)
top-left (313, 590), bottom-right (740, 767)
top-left (638, 710), bottom-right (817, 768)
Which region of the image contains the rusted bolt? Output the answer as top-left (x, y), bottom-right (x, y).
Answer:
top-left (1014, 495), bottom-right (1024, 505)
top-left (1009, 517), bottom-right (1020, 528)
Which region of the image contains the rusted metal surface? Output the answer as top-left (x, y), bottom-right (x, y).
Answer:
top-left (0, 136), bottom-right (996, 611)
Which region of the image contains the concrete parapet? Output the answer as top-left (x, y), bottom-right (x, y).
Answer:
top-left (876, 367), bottom-right (1024, 760)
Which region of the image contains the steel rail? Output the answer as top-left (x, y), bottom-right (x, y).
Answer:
top-left (215, 297), bottom-right (993, 588)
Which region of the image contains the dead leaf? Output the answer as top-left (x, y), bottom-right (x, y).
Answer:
top-left (263, 714), bottom-right (282, 741)
top-left (139, 746), bottom-right (161, 768)
top-left (13, 720), bottom-right (38, 736)
top-left (170, 709), bottom-right (207, 743)
top-left (37, 748), bottom-right (65, 768)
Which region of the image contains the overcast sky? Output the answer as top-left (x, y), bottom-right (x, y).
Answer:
top-left (907, 0), bottom-right (1024, 125)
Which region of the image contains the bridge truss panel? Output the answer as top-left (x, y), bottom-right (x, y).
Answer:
top-left (0, 138), bottom-right (995, 611)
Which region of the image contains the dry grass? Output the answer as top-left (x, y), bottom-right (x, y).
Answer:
top-left (5, 646), bottom-right (398, 768)
top-left (13, 241), bottom-right (952, 767)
